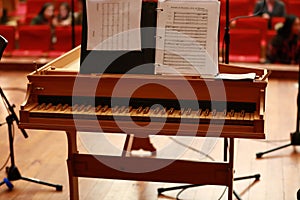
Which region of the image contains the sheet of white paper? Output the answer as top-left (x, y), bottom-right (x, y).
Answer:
top-left (155, 0), bottom-right (220, 76)
top-left (215, 73), bottom-right (256, 80)
top-left (86, 0), bottom-right (142, 50)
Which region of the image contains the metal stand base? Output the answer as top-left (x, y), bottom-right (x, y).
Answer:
top-left (157, 174), bottom-right (260, 200)
top-left (256, 132), bottom-right (300, 158)
top-left (0, 87), bottom-right (63, 192)
top-left (0, 166), bottom-right (62, 191)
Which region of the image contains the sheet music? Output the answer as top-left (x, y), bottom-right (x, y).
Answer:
top-left (155, 0), bottom-right (220, 76)
top-left (86, 0), bottom-right (142, 50)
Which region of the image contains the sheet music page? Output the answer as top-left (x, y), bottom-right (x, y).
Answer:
top-left (86, 0), bottom-right (142, 50)
top-left (155, 0), bottom-right (220, 76)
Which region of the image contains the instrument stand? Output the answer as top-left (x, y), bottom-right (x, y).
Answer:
top-left (256, 63), bottom-right (300, 159)
top-left (157, 174), bottom-right (260, 200)
top-left (256, 132), bottom-right (300, 158)
top-left (0, 87), bottom-right (63, 191)
top-left (157, 139), bottom-right (260, 200)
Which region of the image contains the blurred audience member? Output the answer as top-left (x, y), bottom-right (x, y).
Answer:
top-left (30, 2), bottom-right (55, 26)
top-left (0, 0), bottom-right (18, 24)
top-left (30, 3), bottom-right (57, 45)
top-left (74, 0), bottom-right (83, 25)
top-left (267, 15), bottom-right (300, 64)
top-left (53, 2), bottom-right (72, 26)
top-left (253, 0), bottom-right (286, 19)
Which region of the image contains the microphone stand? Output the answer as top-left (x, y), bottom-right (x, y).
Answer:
top-left (71, 0), bottom-right (76, 49)
top-left (0, 87), bottom-right (63, 191)
top-left (297, 63), bottom-right (300, 200)
top-left (256, 59), bottom-right (300, 158)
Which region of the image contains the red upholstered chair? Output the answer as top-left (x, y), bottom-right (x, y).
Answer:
top-left (26, 0), bottom-right (51, 16)
top-left (75, 25), bottom-right (82, 46)
top-left (48, 25), bottom-right (82, 58)
top-left (270, 17), bottom-right (285, 30)
top-left (55, 0), bottom-right (79, 12)
top-left (287, 1), bottom-right (300, 18)
top-left (53, 25), bottom-right (82, 50)
top-left (266, 30), bottom-right (277, 46)
top-left (53, 26), bottom-right (73, 51)
top-left (21, 0), bottom-right (53, 25)
top-left (219, 16), bottom-right (227, 58)
top-left (23, 14), bottom-right (36, 25)
top-left (12, 25), bottom-right (51, 57)
top-left (0, 25), bottom-right (16, 56)
top-left (234, 17), bottom-right (269, 46)
top-left (260, 30), bottom-right (277, 61)
top-left (229, 29), bottom-right (262, 63)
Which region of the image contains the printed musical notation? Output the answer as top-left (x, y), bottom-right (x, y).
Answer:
top-left (86, 0), bottom-right (142, 50)
top-left (84, 0), bottom-right (220, 75)
top-left (155, 0), bottom-right (220, 76)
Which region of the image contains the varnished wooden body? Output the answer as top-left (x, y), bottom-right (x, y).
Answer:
top-left (19, 46), bottom-right (267, 200)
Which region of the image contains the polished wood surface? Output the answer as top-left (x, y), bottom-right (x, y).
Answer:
top-left (19, 73), bottom-right (266, 138)
top-left (0, 69), bottom-right (299, 199)
top-left (18, 46), bottom-right (267, 139)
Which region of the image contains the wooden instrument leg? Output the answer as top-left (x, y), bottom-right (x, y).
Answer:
top-left (66, 131), bottom-right (79, 200)
top-left (123, 134), bottom-right (156, 156)
top-left (228, 138), bottom-right (234, 200)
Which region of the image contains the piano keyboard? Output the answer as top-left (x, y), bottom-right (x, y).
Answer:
top-left (26, 102), bottom-right (258, 126)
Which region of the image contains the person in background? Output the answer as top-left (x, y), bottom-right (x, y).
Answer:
top-left (30, 3), bottom-right (56, 46)
top-left (0, 0), bottom-right (18, 24)
top-left (253, 0), bottom-right (286, 29)
top-left (267, 14), bottom-right (300, 64)
top-left (53, 2), bottom-right (72, 26)
top-left (0, 0), bottom-right (7, 24)
top-left (253, 0), bottom-right (286, 19)
top-left (30, 2), bottom-right (55, 25)
top-left (74, 0), bottom-right (83, 25)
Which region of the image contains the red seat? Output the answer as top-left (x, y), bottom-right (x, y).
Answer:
top-left (286, 1), bottom-right (300, 18)
top-left (24, 14), bottom-right (36, 25)
top-left (219, 16), bottom-right (226, 55)
top-left (52, 25), bottom-right (82, 50)
top-left (233, 17), bottom-right (268, 46)
top-left (49, 26), bottom-right (72, 58)
top-left (0, 25), bottom-right (16, 56)
top-left (48, 25), bottom-right (82, 58)
top-left (53, 26), bottom-right (73, 51)
top-left (229, 29), bottom-right (262, 63)
top-left (266, 30), bottom-right (277, 46)
top-left (26, 0), bottom-right (51, 16)
top-left (74, 25), bottom-right (82, 46)
top-left (270, 17), bottom-right (285, 30)
top-left (12, 25), bottom-right (51, 57)
top-left (260, 30), bottom-right (277, 61)
top-left (55, 0), bottom-right (79, 12)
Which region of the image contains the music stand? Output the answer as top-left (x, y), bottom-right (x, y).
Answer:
top-left (0, 35), bottom-right (63, 191)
